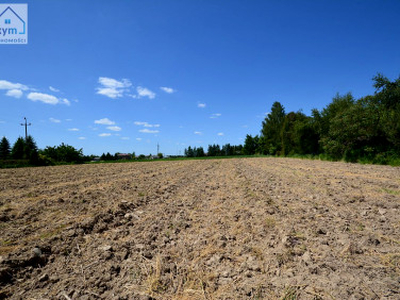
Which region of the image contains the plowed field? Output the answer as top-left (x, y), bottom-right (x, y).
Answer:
top-left (1, 158), bottom-right (400, 299)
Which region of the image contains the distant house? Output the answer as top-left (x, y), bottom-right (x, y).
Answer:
top-left (116, 153), bottom-right (132, 160)
top-left (91, 156), bottom-right (100, 162)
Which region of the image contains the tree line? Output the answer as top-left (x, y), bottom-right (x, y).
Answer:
top-left (0, 136), bottom-right (86, 167)
top-left (184, 144), bottom-right (243, 157)
top-left (185, 74), bottom-right (400, 165)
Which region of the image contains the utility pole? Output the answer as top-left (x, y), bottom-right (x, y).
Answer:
top-left (157, 143), bottom-right (160, 154)
top-left (20, 117), bottom-right (31, 140)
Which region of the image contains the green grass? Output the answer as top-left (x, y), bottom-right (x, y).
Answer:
top-left (381, 188), bottom-right (400, 195)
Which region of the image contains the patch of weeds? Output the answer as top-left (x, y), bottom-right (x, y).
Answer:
top-left (353, 222), bottom-right (365, 232)
top-left (381, 188), bottom-right (400, 196)
top-left (26, 192), bottom-right (36, 198)
top-left (264, 217), bottom-right (276, 229)
top-left (281, 285), bottom-right (301, 300)
top-left (292, 231), bottom-right (306, 240)
top-left (0, 240), bottom-right (14, 246)
top-left (138, 192), bottom-right (146, 197)
top-left (39, 224), bottom-right (67, 240)
top-left (276, 250), bottom-right (294, 267)
top-left (129, 266), bottom-right (142, 283)
top-left (381, 253), bottom-right (400, 270)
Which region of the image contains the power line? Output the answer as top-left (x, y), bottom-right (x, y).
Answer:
top-left (20, 117), bottom-right (31, 140)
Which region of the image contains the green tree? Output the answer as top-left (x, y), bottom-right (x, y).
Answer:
top-left (185, 146), bottom-right (194, 157)
top-left (0, 137), bottom-right (11, 159)
top-left (372, 73), bottom-right (400, 109)
top-left (41, 143), bottom-right (84, 163)
top-left (221, 144), bottom-right (234, 156)
top-left (261, 101), bottom-right (286, 155)
top-left (319, 93), bottom-right (355, 140)
top-left (318, 93), bottom-right (355, 158)
top-left (194, 146), bottom-right (205, 157)
top-left (372, 74), bottom-right (400, 152)
top-left (281, 112), bottom-right (305, 155)
top-left (24, 135), bottom-right (38, 162)
top-left (207, 144), bottom-right (221, 156)
top-left (243, 134), bottom-right (257, 155)
top-left (12, 137), bottom-right (25, 159)
top-left (280, 111), bottom-right (319, 156)
top-left (293, 116), bottom-right (320, 155)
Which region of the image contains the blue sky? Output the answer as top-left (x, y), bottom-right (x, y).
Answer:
top-left (1, 0), bottom-right (399, 156)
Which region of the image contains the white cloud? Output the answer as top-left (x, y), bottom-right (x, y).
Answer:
top-left (121, 137), bottom-right (130, 140)
top-left (61, 98), bottom-right (71, 106)
top-left (134, 121), bottom-right (160, 128)
top-left (198, 103), bottom-right (206, 108)
top-left (27, 92), bottom-right (68, 105)
top-left (94, 118), bottom-right (115, 125)
top-left (49, 86), bottom-right (60, 92)
top-left (96, 77), bottom-right (132, 99)
top-left (210, 113), bottom-right (222, 119)
top-left (78, 137), bottom-right (86, 140)
top-left (217, 132), bottom-right (224, 136)
top-left (160, 86), bottom-right (175, 94)
top-left (136, 138), bottom-right (142, 141)
top-left (97, 87), bottom-right (122, 99)
top-left (139, 129), bottom-right (159, 134)
top-left (99, 133), bottom-right (112, 137)
top-left (194, 131), bottom-right (202, 135)
top-left (0, 80), bottom-right (28, 91)
top-left (49, 117), bottom-right (61, 123)
top-left (28, 92), bottom-right (59, 105)
top-left (107, 126), bottom-right (122, 132)
top-left (137, 86), bottom-right (155, 99)
top-left (6, 89), bottom-right (23, 98)
top-left (1, 80), bottom-right (71, 105)
top-left (68, 128), bottom-right (80, 131)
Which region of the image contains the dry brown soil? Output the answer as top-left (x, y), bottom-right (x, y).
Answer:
top-left (0, 157), bottom-right (400, 299)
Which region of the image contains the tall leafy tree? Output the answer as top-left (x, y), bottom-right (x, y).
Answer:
top-left (372, 73), bottom-right (400, 109)
top-left (281, 111), bottom-right (308, 155)
top-left (0, 137), bottom-right (11, 159)
top-left (293, 116), bottom-right (320, 155)
top-left (372, 74), bottom-right (400, 152)
top-left (319, 93), bottom-right (355, 157)
top-left (319, 93), bottom-right (355, 139)
top-left (261, 101), bottom-right (285, 155)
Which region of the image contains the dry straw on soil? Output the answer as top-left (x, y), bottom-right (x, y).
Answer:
top-left (0, 157), bottom-right (399, 299)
